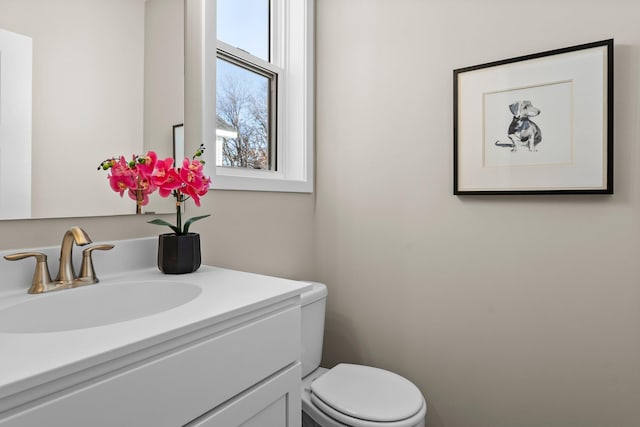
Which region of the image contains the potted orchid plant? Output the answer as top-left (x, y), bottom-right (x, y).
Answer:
top-left (98, 146), bottom-right (211, 273)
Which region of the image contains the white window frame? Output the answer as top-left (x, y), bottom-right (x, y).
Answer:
top-left (200, 0), bottom-right (314, 193)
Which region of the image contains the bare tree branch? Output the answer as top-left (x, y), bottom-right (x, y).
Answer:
top-left (217, 71), bottom-right (269, 169)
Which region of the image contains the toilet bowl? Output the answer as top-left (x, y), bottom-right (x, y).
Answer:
top-left (300, 282), bottom-right (426, 427)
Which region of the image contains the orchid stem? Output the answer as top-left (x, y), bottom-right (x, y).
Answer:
top-left (176, 195), bottom-right (183, 235)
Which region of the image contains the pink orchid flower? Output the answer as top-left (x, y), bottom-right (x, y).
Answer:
top-left (127, 188), bottom-right (149, 206)
top-left (108, 157), bottom-right (136, 196)
top-left (136, 151), bottom-right (158, 180)
top-left (179, 158), bottom-right (208, 206)
top-left (99, 147), bottom-right (211, 235)
top-left (127, 176), bottom-right (155, 206)
top-left (152, 157), bottom-right (182, 197)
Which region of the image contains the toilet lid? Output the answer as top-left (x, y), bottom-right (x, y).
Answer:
top-left (310, 364), bottom-right (424, 423)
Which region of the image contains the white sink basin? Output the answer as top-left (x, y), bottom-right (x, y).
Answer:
top-left (0, 281), bottom-right (202, 333)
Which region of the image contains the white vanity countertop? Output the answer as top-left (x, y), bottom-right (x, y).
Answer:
top-left (0, 238), bottom-right (311, 408)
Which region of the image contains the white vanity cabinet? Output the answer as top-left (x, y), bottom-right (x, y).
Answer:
top-left (0, 263), bottom-right (309, 427)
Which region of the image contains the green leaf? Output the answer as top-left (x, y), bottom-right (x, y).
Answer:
top-left (147, 218), bottom-right (180, 234)
top-left (183, 214), bottom-right (211, 234)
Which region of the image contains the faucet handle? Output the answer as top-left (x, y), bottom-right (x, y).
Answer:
top-left (4, 252), bottom-right (53, 294)
top-left (79, 244), bottom-right (115, 283)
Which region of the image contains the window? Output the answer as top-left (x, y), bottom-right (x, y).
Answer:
top-left (202, 0), bottom-right (314, 192)
top-left (216, 0), bottom-right (275, 170)
top-left (216, 56), bottom-right (276, 170)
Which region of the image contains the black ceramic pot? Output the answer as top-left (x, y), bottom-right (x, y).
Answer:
top-left (157, 233), bottom-right (201, 274)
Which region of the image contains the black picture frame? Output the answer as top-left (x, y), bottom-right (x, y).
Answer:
top-left (453, 39), bottom-right (613, 195)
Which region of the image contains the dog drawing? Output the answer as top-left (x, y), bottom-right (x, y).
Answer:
top-left (495, 100), bottom-right (542, 152)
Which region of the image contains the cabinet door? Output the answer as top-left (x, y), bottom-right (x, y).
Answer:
top-left (188, 362), bottom-right (301, 427)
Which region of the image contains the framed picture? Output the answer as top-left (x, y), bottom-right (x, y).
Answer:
top-left (172, 123), bottom-right (184, 162)
top-left (453, 39), bottom-right (613, 195)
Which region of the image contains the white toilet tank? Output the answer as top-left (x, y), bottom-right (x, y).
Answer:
top-left (300, 282), bottom-right (328, 377)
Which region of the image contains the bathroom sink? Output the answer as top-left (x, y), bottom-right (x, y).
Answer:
top-left (0, 281), bottom-right (202, 333)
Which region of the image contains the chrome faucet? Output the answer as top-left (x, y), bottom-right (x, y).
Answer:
top-left (3, 226), bottom-right (114, 294)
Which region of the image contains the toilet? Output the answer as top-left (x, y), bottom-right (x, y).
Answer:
top-left (300, 282), bottom-right (427, 427)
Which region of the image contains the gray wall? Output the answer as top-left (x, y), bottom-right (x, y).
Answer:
top-left (314, 1), bottom-right (640, 426)
top-left (0, 190), bottom-right (314, 279)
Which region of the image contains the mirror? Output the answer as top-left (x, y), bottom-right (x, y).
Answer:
top-left (0, 0), bottom-right (183, 220)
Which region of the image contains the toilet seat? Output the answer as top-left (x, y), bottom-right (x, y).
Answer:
top-left (309, 364), bottom-right (426, 427)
